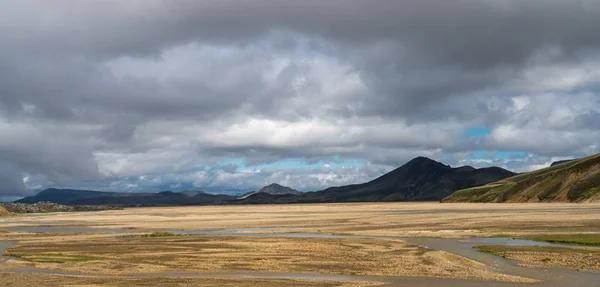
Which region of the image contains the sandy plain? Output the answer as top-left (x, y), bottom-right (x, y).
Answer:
top-left (1, 202), bottom-right (600, 286)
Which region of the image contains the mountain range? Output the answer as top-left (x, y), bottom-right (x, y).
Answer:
top-left (442, 153), bottom-right (600, 203)
top-left (16, 156), bottom-right (515, 206)
top-left (17, 153), bottom-right (599, 206)
top-left (15, 189), bottom-right (232, 206)
top-left (233, 157), bottom-right (515, 204)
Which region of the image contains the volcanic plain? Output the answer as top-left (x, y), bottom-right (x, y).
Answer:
top-left (2, 202), bottom-right (600, 286)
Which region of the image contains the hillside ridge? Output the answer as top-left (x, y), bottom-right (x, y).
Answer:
top-left (442, 153), bottom-right (600, 203)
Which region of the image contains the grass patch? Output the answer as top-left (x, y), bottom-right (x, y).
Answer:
top-left (567, 171), bottom-right (600, 201)
top-left (146, 232), bottom-right (178, 237)
top-left (526, 234), bottom-right (600, 246)
top-left (475, 245), bottom-right (509, 257)
top-left (475, 245), bottom-right (600, 255)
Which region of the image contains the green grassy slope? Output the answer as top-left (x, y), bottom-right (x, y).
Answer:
top-left (442, 153), bottom-right (600, 203)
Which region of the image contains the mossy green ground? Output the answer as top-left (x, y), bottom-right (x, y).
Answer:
top-left (525, 234), bottom-right (600, 246)
top-left (145, 231), bottom-right (178, 237)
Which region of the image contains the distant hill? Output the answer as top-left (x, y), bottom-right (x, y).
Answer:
top-left (179, 190), bottom-right (207, 197)
top-left (233, 157), bottom-right (516, 204)
top-left (15, 188), bottom-right (121, 204)
top-left (442, 153), bottom-right (600, 203)
top-left (16, 188), bottom-right (233, 206)
top-left (14, 156), bottom-right (524, 206)
top-left (238, 183), bottom-right (301, 199)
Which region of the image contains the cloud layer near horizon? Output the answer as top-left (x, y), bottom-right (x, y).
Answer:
top-left (1, 0), bottom-right (599, 197)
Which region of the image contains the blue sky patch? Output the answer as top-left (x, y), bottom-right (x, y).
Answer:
top-left (466, 128), bottom-right (491, 137)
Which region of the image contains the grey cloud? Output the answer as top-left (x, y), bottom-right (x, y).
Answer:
top-left (1, 1), bottom-right (600, 196)
top-left (5, 1), bottom-right (600, 61)
top-left (0, 122), bottom-right (101, 197)
top-left (0, 163), bottom-right (27, 196)
top-left (3, 1), bottom-right (600, 122)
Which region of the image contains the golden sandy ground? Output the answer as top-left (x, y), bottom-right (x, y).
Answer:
top-left (1, 234), bottom-right (531, 283)
top-left (5, 202), bottom-right (600, 237)
top-left (2, 202), bottom-right (600, 286)
top-left (512, 250), bottom-right (600, 270)
top-left (0, 272), bottom-right (380, 287)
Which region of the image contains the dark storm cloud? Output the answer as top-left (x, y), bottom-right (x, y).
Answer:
top-left (2, 0), bottom-right (599, 121)
top-left (5, 1), bottom-right (600, 60)
top-left (0, 1), bottom-right (599, 196)
top-left (0, 164), bottom-right (27, 196)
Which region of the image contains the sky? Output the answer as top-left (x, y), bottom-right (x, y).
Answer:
top-left (1, 0), bottom-right (600, 199)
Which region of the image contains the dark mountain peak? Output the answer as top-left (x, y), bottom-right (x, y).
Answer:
top-left (479, 166), bottom-right (515, 174)
top-left (237, 183), bottom-right (301, 199)
top-left (399, 156), bottom-right (451, 172)
top-left (408, 156), bottom-right (445, 165)
top-left (179, 190), bottom-right (206, 197)
top-left (408, 156), bottom-right (434, 163)
top-left (453, 166), bottom-right (476, 172)
top-left (258, 183), bottom-right (300, 194)
top-left (264, 183), bottom-right (284, 188)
